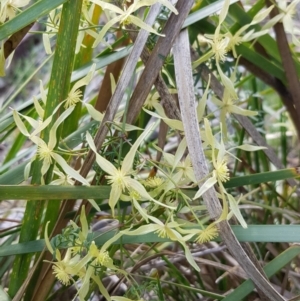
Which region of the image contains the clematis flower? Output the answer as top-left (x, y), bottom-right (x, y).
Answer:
top-left (161, 137), bottom-right (197, 185)
top-left (65, 63), bottom-right (96, 108)
top-left (0, 0), bottom-right (30, 23)
top-left (90, 0), bottom-right (178, 47)
top-left (195, 223), bottom-right (219, 244)
top-left (44, 222), bottom-right (84, 286)
top-left (194, 119), bottom-right (266, 200)
top-left (225, 5), bottom-right (275, 58)
top-left (211, 65), bottom-right (257, 138)
top-left (86, 124), bottom-right (176, 216)
top-left (15, 106), bottom-right (90, 185)
top-left (45, 207), bottom-right (125, 301)
top-left (50, 168), bottom-right (75, 186)
top-left (13, 103), bottom-right (99, 212)
top-left (122, 214), bottom-right (200, 271)
top-left (277, 0), bottom-right (300, 47)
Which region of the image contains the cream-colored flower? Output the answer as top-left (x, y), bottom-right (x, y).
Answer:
top-left (86, 124), bottom-right (175, 216)
top-left (144, 176), bottom-right (164, 188)
top-left (51, 168), bottom-right (75, 185)
top-left (144, 90), bottom-right (160, 109)
top-left (0, 0), bottom-right (30, 23)
top-left (196, 224), bottom-right (219, 244)
top-left (64, 64), bottom-right (95, 108)
top-left (122, 215), bottom-right (200, 271)
top-left (277, 0), bottom-right (300, 46)
top-left (90, 0), bottom-right (178, 47)
top-left (211, 85), bottom-right (257, 138)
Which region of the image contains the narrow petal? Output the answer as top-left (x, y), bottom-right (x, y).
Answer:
top-left (52, 153), bottom-right (90, 186)
top-left (86, 132), bottom-right (118, 176)
top-left (92, 274), bottom-right (112, 301)
top-left (122, 123), bottom-right (155, 174)
top-left (92, 16), bottom-right (121, 48)
top-left (130, 15), bottom-right (164, 36)
top-left (71, 63), bottom-right (96, 92)
top-left (109, 183), bottom-right (122, 216)
top-left (194, 176), bottom-right (217, 200)
top-left (181, 242), bottom-right (200, 271)
top-left (132, 198), bottom-right (150, 222)
top-left (78, 265), bottom-right (94, 301)
top-left (227, 193), bottom-right (247, 228)
top-left (122, 224), bottom-right (160, 236)
top-left (85, 103), bottom-right (104, 122)
top-left (49, 106), bottom-right (74, 149)
top-left (127, 178), bottom-right (176, 210)
top-left (229, 105), bottom-right (257, 116)
top-left (144, 106), bottom-right (184, 131)
top-left (234, 144), bottom-right (267, 152)
top-left (44, 221), bottom-right (54, 254)
top-left (13, 110), bottom-right (30, 137)
top-left (87, 199), bottom-right (101, 212)
top-left (90, 0), bottom-right (124, 14)
top-left (172, 137), bottom-right (187, 172)
top-left (197, 75), bottom-right (210, 121)
top-left (135, 0), bottom-right (178, 15)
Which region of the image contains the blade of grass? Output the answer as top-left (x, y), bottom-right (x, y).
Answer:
top-left (182, 0), bottom-right (239, 28)
top-left (0, 0), bottom-right (68, 40)
top-left (2, 225), bottom-right (300, 257)
top-left (224, 168), bottom-right (300, 188)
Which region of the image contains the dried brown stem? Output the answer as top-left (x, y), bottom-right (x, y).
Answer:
top-left (174, 29), bottom-right (284, 301)
top-left (125, 0), bottom-right (194, 125)
top-left (266, 0), bottom-right (300, 138)
top-left (4, 23), bottom-right (34, 58)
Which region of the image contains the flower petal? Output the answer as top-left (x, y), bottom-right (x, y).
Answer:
top-left (109, 182), bottom-right (122, 217)
top-left (52, 153), bottom-right (90, 186)
top-left (86, 132), bottom-right (118, 176)
top-left (127, 178), bottom-right (176, 210)
top-left (122, 123), bottom-right (155, 174)
top-left (227, 193), bottom-right (247, 228)
top-left (194, 176), bottom-right (217, 200)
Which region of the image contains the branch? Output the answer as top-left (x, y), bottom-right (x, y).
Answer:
top-left (173, 29), bottom-right (285, 301)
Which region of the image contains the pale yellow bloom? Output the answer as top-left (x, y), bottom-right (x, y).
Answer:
top-left (144, 90), bottom-right (160, 109)
top-left (144, 176), bottom-right (164, 188)
top-left (90, 0), bottom-right (178, 47)
top-left (277, 0), bottom-right (300, 46)
top-left (51, 168), bottom-right (75, 185)
top-left (211, 85), bottom-right (257, 138)
top-left (0, 0), bottom-right (30, 23)
top-left (64, 64), bottom-right (95, 108)
top-left (196, 224), bottom-right (219, 244)
top-left (86, 124), bottom-right (176, 216)
top-left (122, 215), bottom-right (200, 271)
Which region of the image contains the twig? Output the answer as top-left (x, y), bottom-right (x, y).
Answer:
top-left (125, 0), bottom-right (194, 125)
top-left (266, 0), bottom-right (300, 132)
top-left (173, 29), bottom-right (285, 301)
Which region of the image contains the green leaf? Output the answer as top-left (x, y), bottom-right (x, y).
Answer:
top-left (1, 225), bottom-right (300, 257)
top-left (183, 0), bottom-right (239, 28)
top-left (224, 168), bottom-right (300, 188)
